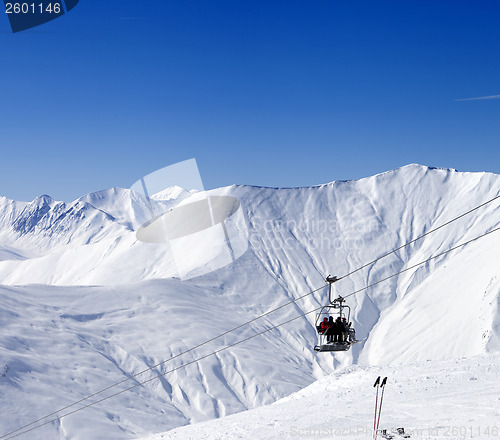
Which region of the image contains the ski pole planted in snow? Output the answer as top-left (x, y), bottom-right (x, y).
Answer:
top-left (373, 376), bottom-right (381, 439)
top-left (374, 377), bottom-right (388, 440)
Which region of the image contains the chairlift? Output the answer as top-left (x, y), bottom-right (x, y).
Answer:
top-left (314, 275), bottom-right (358, 352)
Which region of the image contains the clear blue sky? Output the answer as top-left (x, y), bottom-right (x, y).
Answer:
top-left (1, 0), bottom-right (499, 201)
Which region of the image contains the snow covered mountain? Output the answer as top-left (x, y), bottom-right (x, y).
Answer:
top-left (1, 164), bottom-right (500, 439)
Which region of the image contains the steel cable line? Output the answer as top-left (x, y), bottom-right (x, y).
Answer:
top-left (6, 194), bottom-right (498, 437)
top-left (4, 194), bottom-right (500, 439)
top-left (5, 306), bottom-right (323, 440)
top-left (5, 224), bottom-right (500, 439)
top-left (0, 284), bottom-right (327, 440)
top-left (336, 193), bottom-right (500, 282)
top-left (338, 224), bottom-right (500, 301)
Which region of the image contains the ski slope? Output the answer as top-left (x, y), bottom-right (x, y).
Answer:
top-left (143, 353), bottom-right (500, 440)
top-left (1, 164), bottom-right (500, 439)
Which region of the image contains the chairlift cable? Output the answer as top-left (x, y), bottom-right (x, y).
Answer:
top-left (339, 224), bottom-right (500, 302)
top-left (336, 192), bottom-right (500, 283)
top-left (0, 284), bottom-right (327, 440)
top-left (4, 305), bottom-right (326, 440)
top-left (7, 225), bottom-right (500, 439)
top-left (3, 199), bottom-right (500, 439)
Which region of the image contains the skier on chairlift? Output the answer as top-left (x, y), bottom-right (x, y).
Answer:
top-left (318, 317), bottom-right (329, 334)
top-left (335, 317), bottom-right (345, 343)
top-left (325, 316), bottom-right (338, 343)
top-left (341, 317), bottom-right (350, 343)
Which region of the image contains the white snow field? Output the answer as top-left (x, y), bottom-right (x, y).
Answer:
top-left (145, 354), bottom-right (500, 440)
top-left (1, 164), bottom-right (500, 439)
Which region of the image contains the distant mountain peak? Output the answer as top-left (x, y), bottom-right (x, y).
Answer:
top-left (150, 185), bottom-right (189, 201)
top-left (32, 194), bottom-right (56, 204)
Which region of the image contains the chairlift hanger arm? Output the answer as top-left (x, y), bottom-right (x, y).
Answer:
top-left (326, 275), bottom-right (342, 304)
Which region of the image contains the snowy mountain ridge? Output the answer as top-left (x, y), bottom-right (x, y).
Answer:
top-left (1, 164), bottom-right (500, 439)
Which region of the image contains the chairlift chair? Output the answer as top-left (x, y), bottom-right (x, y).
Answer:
top-left (314, 275), bottom-right (357, 353)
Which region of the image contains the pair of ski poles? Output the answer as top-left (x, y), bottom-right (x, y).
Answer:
top-left (373, 376), bottom-right (387, 440)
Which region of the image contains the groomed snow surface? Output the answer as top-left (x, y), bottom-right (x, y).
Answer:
top-left (147, 354), bottom-right (500, 440)
top-left (1, 164), bottom-right (500, 439)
